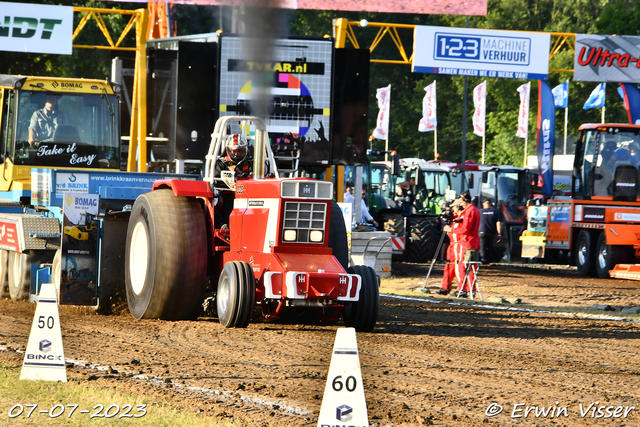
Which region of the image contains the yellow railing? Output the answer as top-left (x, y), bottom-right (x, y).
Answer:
top-left (72, 7), bottom-right (148, 172)
top-left (333, 18), bottom-right (576, 73)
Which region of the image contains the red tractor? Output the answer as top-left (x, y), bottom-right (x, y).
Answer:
top-left (123, 116), bottom-right (379, 332)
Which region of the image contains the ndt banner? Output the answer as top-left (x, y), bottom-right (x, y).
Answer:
top-left (372, 85), bottom-right (391, 140)
top-left (574, 34), bottom-right (640, 82)
top-left (536, 81), bottom-right (555, 197)
top-left (472, 81), bottom-right (487, 137)
top-left (0, 2), bottom-right (73, 55)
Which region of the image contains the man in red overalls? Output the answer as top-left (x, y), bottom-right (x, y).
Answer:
top-left (444, 191), bottom-right (480, 298)
top-left (438, 200), bottom-right (461, 295)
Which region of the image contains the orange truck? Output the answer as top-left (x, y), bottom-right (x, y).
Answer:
top-left (521, 123), bottom-right (640, 278)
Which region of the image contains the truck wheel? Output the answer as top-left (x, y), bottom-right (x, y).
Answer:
top-left (216, 261), bottom-right (255, 328)
top-left (342, 265), bottom-right (379, 332)
top-left (596, 233), bottom-right (629, 279)
top-left (125, 189), bottom-right (207, 320)
top-left (575, 230), bottom-right (597, 277)
top-left (328, 201), bottom-right (349, 270)
top-left (8, 252), bottom-right (30, 301)
top-left (0, 250), bottom-right (9, 298)
top-left (406, 217), bottom-right (440, 263)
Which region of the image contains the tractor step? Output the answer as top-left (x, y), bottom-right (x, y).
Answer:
top-left (610, 264), bottom-right (640, 281)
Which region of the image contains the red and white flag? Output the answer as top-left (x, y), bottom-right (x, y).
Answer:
top-left (372, 85), bottom-right (391, 140)
top-left (516, 82), bottom-right (530, 138)
top-left (419, 81), bottom-right (437, 132)
top-left (472, 81), bottom-right (487, 137)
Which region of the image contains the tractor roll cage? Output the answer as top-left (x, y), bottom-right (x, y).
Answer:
top-left (204, 116), bottom-right (279, 191)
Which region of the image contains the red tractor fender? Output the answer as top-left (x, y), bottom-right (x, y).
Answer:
top-left (152, 179), bottom-right (214, 198)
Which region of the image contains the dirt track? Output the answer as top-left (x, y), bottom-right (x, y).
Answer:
top-left (1, 262), bottom-right (640, 426)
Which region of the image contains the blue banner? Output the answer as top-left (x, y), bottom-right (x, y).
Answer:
top-left (552, 81), bottom-right (568, 108)
top-left (536, 81), bottom-right (556, 197)
top-left (619, 83), bottom-right (640, 124)
top-left (583, 83), bottom-right (606, 110)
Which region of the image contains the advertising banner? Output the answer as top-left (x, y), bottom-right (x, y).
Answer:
top-left (413, 26), bottom-right (550, 80)
top-left (472, 81), bottom-right (487, 137)
top-left (536, 81), bottom-right (555, 197)
top-left (372, 85), bottom-right (390, 140)
top-left (574, 34), bottom-right (640, 82)
top-left (0, 2), bottom-right (73, 55)
top-left (104, 0), bottom-right (487, 16)
top-left (516, 82), bottom-right (530, 138)
top-left (418, 82), bottom-right (437, 132)
top-left (218, 36), bottom-right (333, 166)
top-left (60, 193), bottom-right (99, 306)
top-left (619, 83), bottom-right (640, 124)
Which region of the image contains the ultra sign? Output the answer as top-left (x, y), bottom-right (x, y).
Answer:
top-left (413, 26), bottom-right (550, 80)
top-left (0, 2), bottom-right (72, 55)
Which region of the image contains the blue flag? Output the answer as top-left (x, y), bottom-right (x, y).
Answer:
top-left (583, 83), bottom-right (606, 110)
top-left (537, 81), bottom-right (556, 197)
top-left (552, 81), bottom-right (568, 108)
top-left (619, 83), bottom-right (640, 125)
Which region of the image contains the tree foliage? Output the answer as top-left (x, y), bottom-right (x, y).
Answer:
top-left (1, 0), bottom-right (635, 167)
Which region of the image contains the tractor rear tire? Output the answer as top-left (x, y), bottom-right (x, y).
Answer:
top-left (216, 261), bottom-right (255, 328)
top-left (51, 249), bottom-right (61, 302)
top-left (342, 265), bottom-right (379, 332)
top-left (575, 230), bottom-right (597, 277)
top-left (328, 201), bottom-right (349, 270)
top-left (125, 189), bottom-right (207, 320)
top-left (596, 232), bottom-right (630, 279)
top-left (381, 212), bottom-right (404, 237)
top-left (406, 216), bottom-right (441, 263)
top-left (0, 249), bottom-right (9, 298)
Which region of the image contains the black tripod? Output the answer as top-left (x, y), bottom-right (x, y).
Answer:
top-left (421, 229), bottom-right (448, 290)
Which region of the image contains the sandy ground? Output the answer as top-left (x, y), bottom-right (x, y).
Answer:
top-left (1, 261), bottom-right (640, 426)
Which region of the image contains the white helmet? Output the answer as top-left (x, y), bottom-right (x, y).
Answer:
top-left (226, 133), bottom-right (248, 163)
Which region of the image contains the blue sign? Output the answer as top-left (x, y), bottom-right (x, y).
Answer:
top-left (413, 26), bottom-right (550, 80)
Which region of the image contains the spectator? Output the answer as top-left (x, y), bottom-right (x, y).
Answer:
top-left (438, 199), bottom-right (461, 295)
top-left (361, 187), bottom-right (378, 227)
top-left (29, 95), bottom-right (66, 145)
top-left (396, 181), bottom-right (414, 216)
top-left (479, 199), bottom-right (502, 265)
top-left (443, 191), bottom-right (480, 298)
top-left (344, 181), bottom-right (355, 205)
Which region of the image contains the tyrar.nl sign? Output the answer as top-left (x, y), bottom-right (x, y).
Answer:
top-left (0, 2), bottom-right (73, 55)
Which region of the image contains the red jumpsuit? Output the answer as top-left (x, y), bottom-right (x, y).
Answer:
top-left (440, 229), bottom-right (459, 292)
top-left (452, 204), bottom-right (480, 292)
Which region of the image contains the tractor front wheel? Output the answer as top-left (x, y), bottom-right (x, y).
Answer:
top-left (216, 261), bottom-right (255, 328)
top-left (342, 265), bottom-right (379, 332)
top-left (125, 189), bottom-right (207, 320)
top-left (0, 249), bottom-right (9, 298)
top-left (575, 230), bottom-right (597, 277)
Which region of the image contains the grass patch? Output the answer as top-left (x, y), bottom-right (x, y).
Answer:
top-left (0, 360), bottom-right (243, 427)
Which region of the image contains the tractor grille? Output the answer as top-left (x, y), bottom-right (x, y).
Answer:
top-left (281, 180), bottom-right (333, 200)
top-left (283, 202), bottom-right (326, 243)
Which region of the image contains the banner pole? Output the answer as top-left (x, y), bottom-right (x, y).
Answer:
top-left (523, 135), bottom-right (528, 167)
top-left (602, 106), bottom-right (605, 124)
top-left (564, 105), bottom-right (568, 155)
top-left (434, 128), bottom-right (438, 160)
top-left (481, 135), bottom-right (485, 164)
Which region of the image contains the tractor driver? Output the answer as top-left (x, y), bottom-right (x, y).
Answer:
top-left (216, 133), bottom-right (253, 228)
top-left (28, 95), bottom-right (66, 145)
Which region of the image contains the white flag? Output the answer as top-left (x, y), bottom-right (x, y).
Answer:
top-left (419, 81), bottom-right (437, 132)
top-left (372, 85), bottom-right (391, 140)
top-left (516, 82), bottom-right (531, 139)
top-left (472, 81), bottom-right (487, 137)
